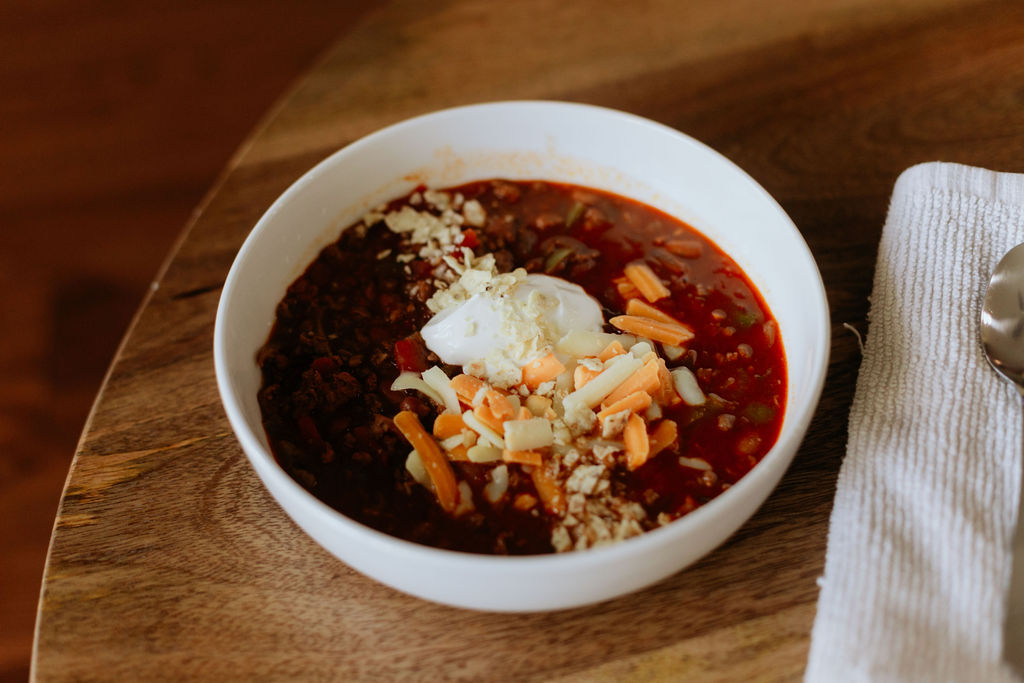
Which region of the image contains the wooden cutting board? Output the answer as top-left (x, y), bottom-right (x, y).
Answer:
top-left (32, 0), bottom-right (1024, 679)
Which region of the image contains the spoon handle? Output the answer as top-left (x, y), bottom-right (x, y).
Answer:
top-left (1007, 393), bottom-right (1024, 668)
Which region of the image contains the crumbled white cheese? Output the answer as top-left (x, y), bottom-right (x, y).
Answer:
top-left (562, 399), bottom-right (596, 436)
top-left (362, 205), bottom-right (386, 226)
top-left (601, 409), bottom-right (631, 439)
top-left (551, 525), bottom-right (572, 552)
top-left (454, 481), bottom-right (475, 516)
top-left (592, 443), bottom-right (621, 463)
top-left (535, 380), bottom-right (555, 396)
top-left (462, 199), bottom-right (486, 227)
top-left (566, 465), bottom-right (604, 495)
top-left (423, 189), bottom-right (451, 212)
top-left (382, 204), bottom-right (463, 264)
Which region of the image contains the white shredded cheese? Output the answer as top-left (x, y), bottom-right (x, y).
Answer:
top-left (440, 434), bottom-right (465, 451)
top-left (503, 417), bottom-right (554, 451)
top-left (630, 341), bottom-right (654, 358)
top-left (671, 366), bottom-right (706, 406)
top-left (467, 444), bottom-right (503, 463)
top-left (462, 410), bottom-right (505, 449)
top-left (556, 330), bottom-right (636, 358)
top-left (421, 366), bottom-right (461, 414)
top-left (564, 353), bottom-right (643, 409)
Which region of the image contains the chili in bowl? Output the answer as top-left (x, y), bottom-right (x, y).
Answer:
top-left (214, 101), bottom-right (829, 611)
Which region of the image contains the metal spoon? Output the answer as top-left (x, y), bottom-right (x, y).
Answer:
top-left (981, 242), bottom-right (1024, 669)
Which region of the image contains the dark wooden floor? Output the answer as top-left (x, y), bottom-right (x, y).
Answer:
top-left (0, 2), bottom-right (371, 679)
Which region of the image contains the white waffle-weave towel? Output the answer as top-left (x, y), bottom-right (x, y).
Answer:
top-left (806, 162), bottom-right (1024, 682)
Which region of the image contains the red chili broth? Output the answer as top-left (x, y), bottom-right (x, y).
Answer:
top-left (256, 179), bottom-right (786, 554)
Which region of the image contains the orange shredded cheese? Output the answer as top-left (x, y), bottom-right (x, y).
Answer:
top-left (522, 352), bottom-right (566, 390)
top-left (596, 340), bottom-right (627, 362)
top-left (528, 465), bottom-right (567, 515)
top-left (597, 390), bottom-right (652, 422)
top-left (648, 419), bottom-right (678, 457)
top-left (615, 281), bottom-right (641, 299)
top-left (432, 413), bottom-right (467, 439)
top-left (393, 411), bottom-right (458, 512)
top-left (447, 444), bottom-right (472, 462)
top-left (609, 315), bottom-right (695, 346)
top-left (655, 358), bottom-right (681, 406)
top-left (624, 413), bottom-right (651, 471)
top-left (573, 364), bottom-right (601, 390)
top-left (626, 297), bottom-right (683, 326)
top-left (473, 403), bottom-right (506, 434)
top-left (484, 389), bottom-right (516, 421)
top-left (503, 448), bottom-right (543, 466)
top-left (604, 357), bottom-right (661, 406)
top-left (513, 493), bottom-right (538, 511)
top-left (624, 262), bottom-right (670, 302)
top-left (450, 374), bottom-right (486, 405)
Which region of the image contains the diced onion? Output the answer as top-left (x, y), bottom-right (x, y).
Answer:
top-left (662, 344), bottom-right (685, 361)
top-left (405, 449), bottom-right (433, 488)
top-left (678, 456), bottom-right (712, 471)
top-left (454, 481), bottom-right (475, 516)
top-left (422, 366), bottom-right (461, 414)
top-left (504, 417), bottom-right (554, 451)
top-left (554, 362), bottom-right (576, 394)
top-left (484, 464), bottom-right (509, 503)
top-left (671, 366), bottom-right (706, 406)
top-left (525, 395), bottom-right (552, 417)
top-left (391, 372), bottom-right (444, 407)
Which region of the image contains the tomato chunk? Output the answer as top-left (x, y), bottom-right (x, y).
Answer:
top-left (394, 337), bottom-right (428, 373)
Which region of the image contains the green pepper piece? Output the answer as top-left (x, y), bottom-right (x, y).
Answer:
top-left (565, 202), bottom-right (585, 228)
top-left (743, 402), bottom-right (774, 424)
top-left (544, 247), bottom-right (574, 273)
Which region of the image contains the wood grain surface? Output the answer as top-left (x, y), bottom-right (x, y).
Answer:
top-left (32, 0), bottom-right (1024, 679)
top-left (0, 2), bottom-right (369, 679)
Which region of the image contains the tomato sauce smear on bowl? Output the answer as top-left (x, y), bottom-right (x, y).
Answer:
top-left (256, 179), bottom-right (786, 555)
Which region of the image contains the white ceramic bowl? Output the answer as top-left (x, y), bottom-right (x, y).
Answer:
top-left (214, 101), bottom-right (829, 612)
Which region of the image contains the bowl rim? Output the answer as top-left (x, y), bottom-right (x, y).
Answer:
top-left (213, 99), bottom-right (831, 572)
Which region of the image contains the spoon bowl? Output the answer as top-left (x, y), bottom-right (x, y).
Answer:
top-left (980, 241), bottom-right (1024, 671)
top-left (982, 243), bottom-right (1024, 390)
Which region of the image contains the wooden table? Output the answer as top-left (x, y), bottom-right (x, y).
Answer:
top-left (32, 0), bottom-right (1024, 679)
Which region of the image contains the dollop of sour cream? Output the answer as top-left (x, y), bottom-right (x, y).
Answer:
top-left (421, 273), bottom-right (603, 369)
